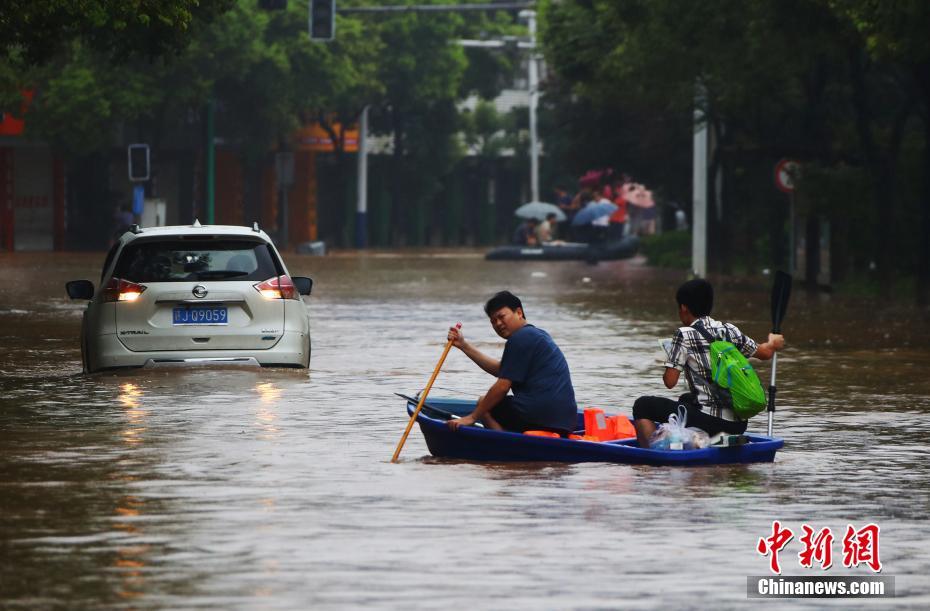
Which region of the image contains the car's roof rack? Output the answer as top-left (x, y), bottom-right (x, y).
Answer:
top-left (192, 219), bottom-right (202, 228)
top-left (252, 222), bottom-right (260, 233)
top-left (129, 224), bottom-right (143, 234)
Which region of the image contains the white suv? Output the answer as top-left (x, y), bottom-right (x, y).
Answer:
top-left (66, 222), bottom-right (312, 373)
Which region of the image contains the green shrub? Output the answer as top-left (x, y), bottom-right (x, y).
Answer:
top-left (641, 231), bottom-right (691, 268)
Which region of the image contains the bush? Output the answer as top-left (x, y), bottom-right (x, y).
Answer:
top-left (641, 231), bottom-right (691, 268)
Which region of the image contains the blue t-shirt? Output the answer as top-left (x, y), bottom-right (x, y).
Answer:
top-left (499, 324), bottom-right (577, 432)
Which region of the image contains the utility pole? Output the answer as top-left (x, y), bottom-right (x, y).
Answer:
top-left (522, 10), bottom-right (539, 203)
top-left (692, 98), bottom-right (708, 278)
top-left (356, 105), bottom-right (369, 248)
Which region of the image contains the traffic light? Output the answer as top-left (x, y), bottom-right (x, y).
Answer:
top-left (309, 0), bottom-right (335, 41)
top-left (128, 144), bottom-right (150, 182)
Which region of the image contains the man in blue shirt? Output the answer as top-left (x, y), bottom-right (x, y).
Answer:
top-left (445, 291), bottom-right (577, 435)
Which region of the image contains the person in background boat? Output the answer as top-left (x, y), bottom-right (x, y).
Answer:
top-left (627, 184), bottom-right (657, 236)
top-left (566, 188), bottom-right (592, 241)
top-left (631, 279), bottom-right (785, 447)
top-left (535, 213), bottom-right (559, 243)
top-left (608, 179), bottom-right (631, 239)
top-left (554, 185), bottom-right (576, 223)
top-left (446, 291), bottom-right (578, 436)
top-left (511, 218), bottom-right (539, 246)
top-left (591, 186), bottom-right (612, 241)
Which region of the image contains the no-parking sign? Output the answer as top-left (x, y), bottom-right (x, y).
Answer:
top-left (774, 159), bottom-right (800, 193)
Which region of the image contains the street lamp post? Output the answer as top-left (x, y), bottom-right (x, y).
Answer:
top-left (356, 105), bottom-right (369, 248)
top-left (692, 90), bottom-right (708, 278)
top-left (521, 10), bottom-right (539, 203)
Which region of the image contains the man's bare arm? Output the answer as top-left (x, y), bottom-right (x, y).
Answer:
top-left (447, 378), bottom-right (512, 431)
top-left (752, 333), bottom-right (785, 361)
top-left (448, 325), bottom-right (501, 376)
top-left (663, 367), bottom-right (680, 389)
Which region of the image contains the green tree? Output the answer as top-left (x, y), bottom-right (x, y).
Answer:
top-left (831, 0), bottom-right (930, 304)
top-left (1, 0), bottom-right (233, 65)
top-left (369, 6), bottom-right (468, 245)
top-left (5, 0), bottom-right (532, 249)
top-left (540, 0), bottom-right (926, 292)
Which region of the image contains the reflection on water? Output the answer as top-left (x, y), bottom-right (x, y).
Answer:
top-left (1, 251), bottom-right (929, 608)
top-left (119, 383), bottom-right (147, 445)
top-left (255, 382), bottom-right (281, 440)
top-left (113, 494), bottom-right (149, 601)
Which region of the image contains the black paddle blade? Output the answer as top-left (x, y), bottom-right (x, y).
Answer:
top-left (394, 392), bottom-right (456, 421)
top-left (771, 270), bottom-right (792, 333)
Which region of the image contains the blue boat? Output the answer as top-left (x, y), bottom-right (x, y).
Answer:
top-left (405, 397), bottom-right (784, 466)
top-left (485, 236), bottom-right (639, 261)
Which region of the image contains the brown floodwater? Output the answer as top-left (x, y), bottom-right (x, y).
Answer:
top-left (1, 250), bottom-right (929, 609)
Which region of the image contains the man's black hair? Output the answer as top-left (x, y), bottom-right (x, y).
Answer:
top-left (545, 212), bottom-right (557, 221)
top-left (676, 279), bottom-right (713, 317)
top-left (485, 291), bottom-right (524, 317)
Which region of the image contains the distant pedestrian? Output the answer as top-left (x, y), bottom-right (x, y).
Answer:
top-left (112, 204), bottom-right (134, 242)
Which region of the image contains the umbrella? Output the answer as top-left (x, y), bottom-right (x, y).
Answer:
top-left (578, 169), bottom-right (603, 189)
top-left (572, 201), bottom-right (617, 226)
top-left (514, 201), bottom-right (566, 222)
top-left (578, 168), bottom-right (615, 189)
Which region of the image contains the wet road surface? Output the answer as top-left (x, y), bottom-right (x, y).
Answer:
top-left (1, 251), bottom-right (929, 608)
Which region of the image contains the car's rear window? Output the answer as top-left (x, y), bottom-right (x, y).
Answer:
top-left (113, 239), bottom-right (282, 283)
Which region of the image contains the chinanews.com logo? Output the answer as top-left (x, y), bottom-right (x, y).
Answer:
top-left (747, 521), bottom-right (895, 599)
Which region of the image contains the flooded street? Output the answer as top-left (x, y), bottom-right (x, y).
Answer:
top-left (2, 251), bottom-right (929, 609)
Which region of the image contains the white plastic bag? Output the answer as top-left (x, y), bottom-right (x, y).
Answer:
top-left (649, 405), bottom-right (693, 450)
top-left (685, 427), bottom-right (711, 449)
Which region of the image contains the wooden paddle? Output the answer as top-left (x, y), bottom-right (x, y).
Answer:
top-left (391, 323), bottom-right (461, 463)
top-left (767, 271), bottom-right (792, 437)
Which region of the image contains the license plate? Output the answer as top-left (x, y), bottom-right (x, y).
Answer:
top-left (172, 306), bottom-right (228, 325)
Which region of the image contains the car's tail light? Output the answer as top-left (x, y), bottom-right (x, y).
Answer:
top-left (253, 275), bottom-right (298, 300)
top-left (102, 278), bottom-right (147, 302)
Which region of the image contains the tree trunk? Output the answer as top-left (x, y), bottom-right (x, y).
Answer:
top-left (241, 157), bottom-right (264, 229)
top-left (915, 64), bottom-right (930, 307)
top-left (804, 215), bottom-right (820, 292)
top-left (67, 152), bottom-right (111, 250)
top-left (921, 110), bottom-right (930, 307)
top-left (390, 108), bottom-right (405, 246)
top-left (848, 47), bottom-right (894, 297)
top-left (831, 215), bottom-right (849, 285)
top-left (706, 118), bottom-right (728, 275)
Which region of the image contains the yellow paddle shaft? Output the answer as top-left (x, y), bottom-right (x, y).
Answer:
top-left (391, 324), bottom-right (460, 463)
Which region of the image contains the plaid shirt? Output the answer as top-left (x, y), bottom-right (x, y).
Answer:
top-left (664, 316), bottom-right (758, 420)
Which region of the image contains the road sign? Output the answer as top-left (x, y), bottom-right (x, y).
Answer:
top-left (774, 159), bottom-right (800, 193)
top-left (128, 144), bottom-right (150, 182)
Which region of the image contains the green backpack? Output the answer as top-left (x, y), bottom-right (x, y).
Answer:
top-left (692, 322), bottom-right (767, 419)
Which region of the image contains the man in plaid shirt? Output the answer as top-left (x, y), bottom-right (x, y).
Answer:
top-left (632, 279), bottom-right (785, 447)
